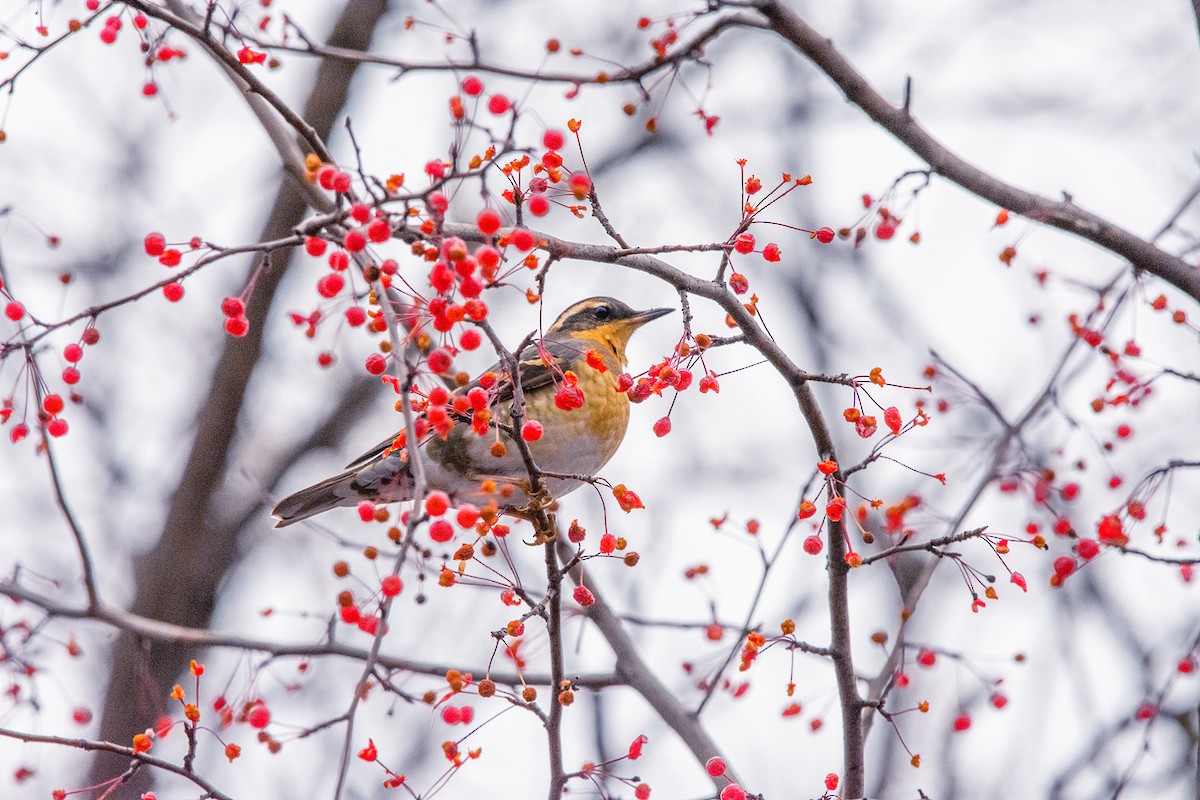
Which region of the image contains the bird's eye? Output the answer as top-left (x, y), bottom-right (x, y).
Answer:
top-left (593, 305), bottom-right (611, 320)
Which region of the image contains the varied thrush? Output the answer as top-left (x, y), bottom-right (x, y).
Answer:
top-left (272, 297), bottom-right (671, 527)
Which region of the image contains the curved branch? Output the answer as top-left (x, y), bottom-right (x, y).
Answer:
top-left (0, 727), bottom-right (234, 800)
top-left (0, 580), bottom-right (623, 689)
top-left (757, 0), bottom-right (1200, 303)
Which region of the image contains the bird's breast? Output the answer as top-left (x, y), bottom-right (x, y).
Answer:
top-left (424, 367), bottom-right (631, 505)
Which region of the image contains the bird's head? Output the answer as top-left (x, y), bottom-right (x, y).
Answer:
top-left (548, 297), bottom-right (672, 364)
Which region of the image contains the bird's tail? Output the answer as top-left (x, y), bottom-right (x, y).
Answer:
top-left (272, 470), bottom-right (360, 528)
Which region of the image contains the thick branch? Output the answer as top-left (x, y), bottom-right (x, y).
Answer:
top-left (0, 580), bottom-right (621, 689)
top-left (556, 541), bottom-right (729, 791)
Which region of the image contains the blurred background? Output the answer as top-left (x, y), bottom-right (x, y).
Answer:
top-left (2, 1), bottom-right (1199, 798)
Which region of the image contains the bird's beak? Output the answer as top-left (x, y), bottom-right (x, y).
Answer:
top-left (629, 307), bottom-right (673, 328)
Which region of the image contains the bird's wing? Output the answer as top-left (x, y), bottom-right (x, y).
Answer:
top-left (467, 337), bottom-right (586, 405)
top-left (343, 337), bottom-right (585, 470)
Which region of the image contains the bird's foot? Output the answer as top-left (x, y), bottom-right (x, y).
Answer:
top-left (523, 490), bottom-right (559, 544)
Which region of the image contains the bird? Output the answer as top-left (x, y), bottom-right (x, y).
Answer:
top-left (271, 297), bottom-right (672, 528)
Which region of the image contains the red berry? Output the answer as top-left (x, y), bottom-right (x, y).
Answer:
top-left (73, 707), bottom-right (93, 725)
top-left (952, 714), bottom-right (971, 731)
top-left (1053, 555), bottom-right (1076, 580)
top-left (720, 785), bottom-right (746, 800)
top-left (317, 273), bottom-right (345, 298)
top-left (567, 171), bottom-right (591, 200)
top-left (317, 166), bottom-right (338, 190)
top-left (815, 227), bottom-right (835, 243)
top-left (1077, 539), bottom-right (1100, 560)
top-left (428, 386), bottom-right (450, 406)
top-left (221, 297), bottom-right (245, 317)
top-left (381, 575), bottom-right (403, 597)
top-left (705, 757), bottom-right (727, 777)
top-left (163, 282), bottom-right (184, 302)
top-left (159, 248), bottom-right (182, 267)
top-left (62, 367), bottom-right (81, 385)
top-left (424, 491), bottom-right (450, 516)
top-left (47, 418), bottom-right (69, 437)
top-left (427, 348), bottom-right (453, 374)
top-left (477, 209), bottom-right (502, 235)
top-left (461, 75), bottom-right (483, 96)
top-left (429, 519), bottom-right (454, 542)
top-left (144, 232), bottom-right (166, 256)
top-left (428, 193), bottom-right (449, 216)
top-left (826, 497), bottom-right (846, 521)
top-left (10, 423), bottom-right (29, 443)
top-left (80, 327), bottom-right (100, 346)
top-left (344, 229), bottom-right (367, 253)
top-left (802, 535), bottom-right (823, 555)
top-left (357, 501), bottom-right (375, 521)
top-left (429, 262), bottom-right (455, 293)
top-left (555, 383), bottom-right (585, 411)
top-left (224, 316), bottom-right (249, 337)
top-left (762, 243), bottom-right (782, 262)
top-left (573, 586), bottom-right (595, 606)
top-left (1097, 514), bottom-right (1125, 545)
top-left (476, 245), bottom-right (501, 269)
top-left (734, 233), bottom-right (755, 254)
top-left (305, 236), bottom-right (327, 257)
top-left (5, 301), bottom-right (24, 321)
top-left (367, 218), bottom-right (391, 243)
top-left (543, 130), bottom-right (565, 150)
top-left (365, 353), bottom-right (387, 375)
top-left (317, 352), bottom-right (334, 367)
top-left (917, 649), bottom-right (936, 667)
top-left (487, 94), bottom-right (511, 114)
top-left (345, 306), bottom-right (367, 327)
top-left (824, 774), bottom-right (839, 791)
top-left (247, 703), bottom-right (270, 729)
top-left (652, 416), bottom-right (671, 437)
top-left (527, 193), bottom-right (550, 216)
top-left (522, 420), bottom-right (543, 441)
top-left (63, 343), bottom-right (84, 363)
top-left (459, 329), bottom-right (481, 350)
top-left (142, 82), bottom-right (157, 97)
top-left (876, 222), bottom-right (896, 240)
top-left (455, 505), bottom-right (480, 527)
top-left (884, 406), bottom-right (902, 434)
top-left (509, 228), bottom-right (536, 251)
top-left (43, 394), bottom-right (64, 415)
top-left (349, 203), bottom-right (370, 224)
